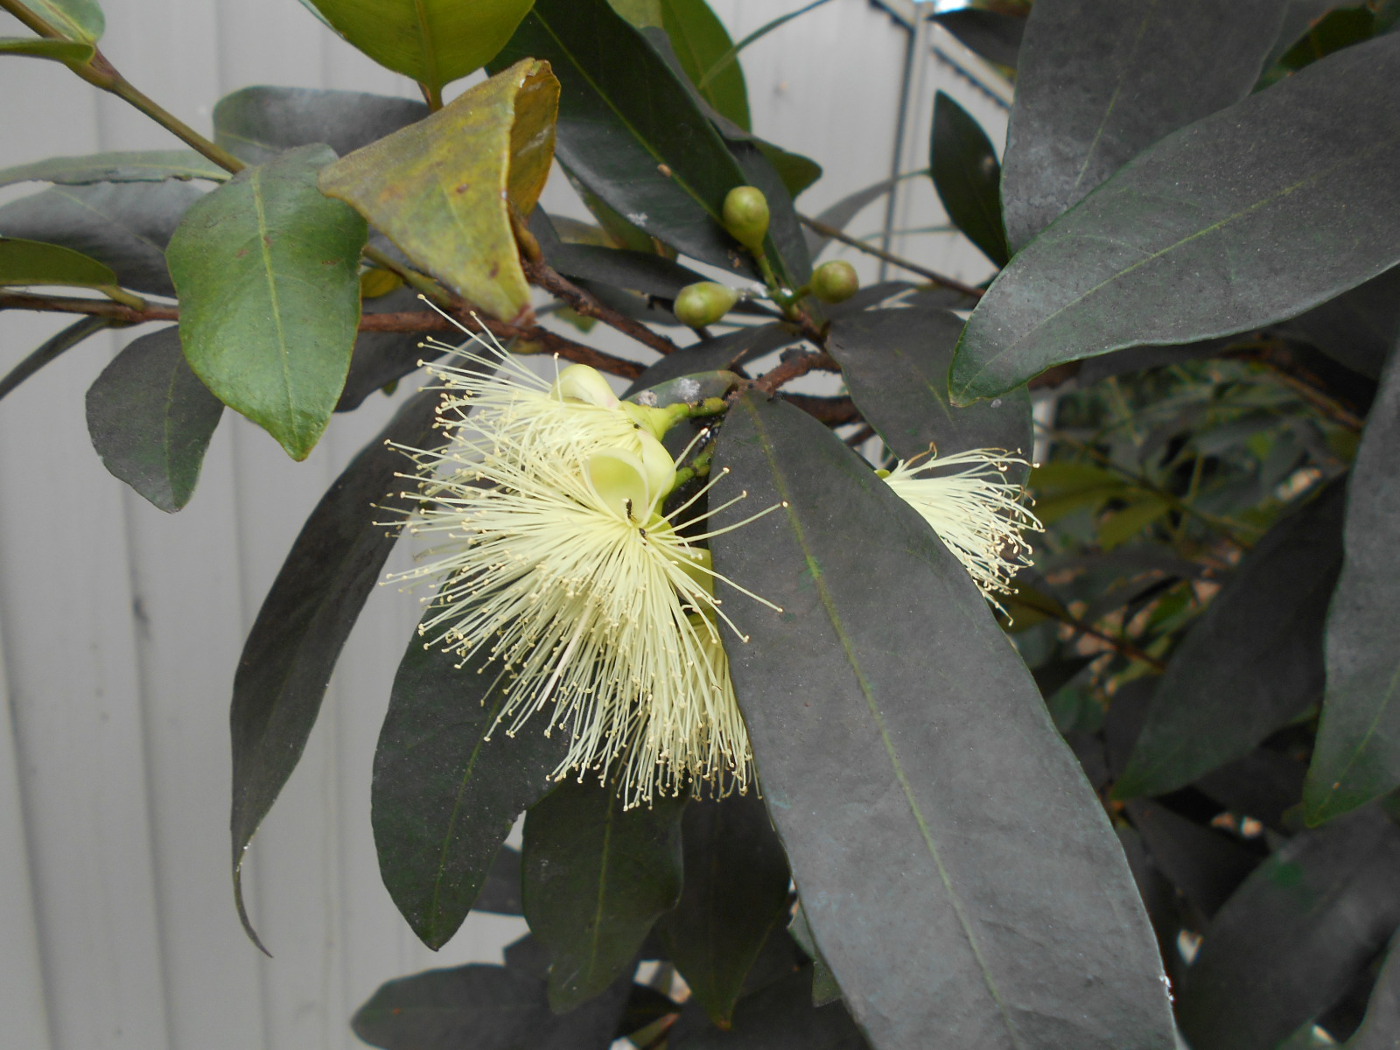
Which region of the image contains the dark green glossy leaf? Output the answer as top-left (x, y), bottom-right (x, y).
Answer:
top-left (167, 145), bottom-right (365, 460)
top-left (1001, 0), bottom-right (1285, 253)
top-left (930, 91), bottom-right (1008, 267)
top-left (372, 625), bottom-right (568, 949)
top-left (1116, 483), bottom-right (1345, 800)
top-left (0, 315), bottom-right (109, 401)
top-left (474, 846), bottom-right (524, 915)
top-left (493, 0), bottom-right (798, 283)
top-left (1265, 0), bottom-right (1343, 69)
top-left (546, 242), bottom-right (708, 299)
top-left (8, 0), bottom-right (103, 42)
top-left (711, 394), bottom-right (1175, 1050)
top-left (755, 140), bottom-right (821, 200)
top-left (953, 33), bottom-right (1400, 402)
top-left (661, 0), bottom-right (750, 131)
top-left (1284, 265), bottom-right (1400, 380)
top-left (352, 961), bottom-right (631, 1050)
top-left (1194, 747), bottom-right (1308, 834)
top-left (0, 235), bottom-right (118, 289)
top-left (1126, 800), bottom-right (1261, 918)
top-left (622, 323), bottom-right (799, 396)
top-left (300, 0), bottom-right (534, 93)
top-left (0, 181), bottom-right (204, 297)
top-left (1177, 810), bottom-right (1400, 1050)
top-left (657, 794), bottom-right (792, 1025)
top-left (670, 968), bottom-right (867, 1050)
top-left (0, 36), bottom-right (92, 61)
top-left (522, 780), bottom-right (684, 1011)
top-left (213, 86), bottom-right (428, 166)
top-left (229, 390), bottom-right (439, 949)
top-left (930, 8), bottom-right (1024, 70)
top-left (0, 149), bottom-right (227, 190)
top-left (84, 326), bottom-right (224, 513)
top-left (827, 307), bottom-right (1032, 473)
top-left (1342, 930), bottom-right (1400, 1050)
top-left (1307, 341), bottom-right (1400, 822)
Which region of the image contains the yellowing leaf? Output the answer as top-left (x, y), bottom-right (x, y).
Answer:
top-left (319, 59), bottom-right (559, 324)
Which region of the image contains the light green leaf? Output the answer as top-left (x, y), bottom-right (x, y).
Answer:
top-left (0, 234), bottom-right (117, 289)
top-left (661, 0), bottom-right (751, 131)
top-left (303, 0), bottom-right (535, 93)
top-left (7, 0), bottom-right (103, 43)
top-left (166, 145), bottom-right (366, 460)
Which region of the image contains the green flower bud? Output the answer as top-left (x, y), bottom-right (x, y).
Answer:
top-left (674, 281), bottom-right (739, 328)
top-left (722, 185), bottom-right (770, 253)
top-left (811, 259), bottom-right (860, 303)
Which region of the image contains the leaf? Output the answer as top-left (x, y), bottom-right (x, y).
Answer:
top-left (656, 794), bottom-right (792, 1026)
top-left (167, 144), bottom-right (365, 460)
top-left (952, 33), bottom-right (1400, 402)
top-left (1115, 483), bottom-right (1344, 800)
top-left (352, 961), bottom-right (632, 1050)
top-left (930, 92), bottom-right (1008, 267)
top-left (695, 0), bottom-right (833, 93)
top-left (320, 59), bottom-right (557, 325)
top-left (212, 86), bottom-right (428, 166)
top-left (0, 235), bottom-right (119, 289)
top-left (7, 0), bottom-right (103, 42)
top-left (670, 968), bottom-right (867, 1050)
top-left (1284, 265), bottom-right (1400, 380)
top-left (522, 780), bottom-right (685, 1011)
top-left (1342, 930), bottom-right (1400, 1050)
top-left (336, 284), bottom-right (436, 412)
top-left (546, 242), bottom-right (709, 299)
top-left (1125, 800), bottom-right (1261, 919)
top-left (474, 846), bottom-right (524, 915)
top-left (0, 149), bottom-right (228, 190)
top-left (826, 307), bottom-right (1032, 472)
top-left (492, 0), bottom-right (798, 283)
top-left (1001, 0), bottom-right (1286, 253)
top-left (710, 394), bottom-right (1176, 1050)
top-left (0, 315), bottom-right (109, 401)
top-left (622, 323), bottom-right (800, 396)
top-left (84, 326), bottom-right (224, 513)
top-left (372, 625), bottom-right (568, 949)
top-left (301, 0), bottom-right (535, 93)
top-left (661, 0), bottom-right (751, 131)
top-left (1307, 340), bottom-right (1400, 822)
top-left (802, 171), bottom-right (919, 258)
top-left (930, 8), bottom-right (1024, 70)
top-left (1177, 810), bottom-right (1400, 1050)
top-left (0, 36), bottom-right (93, 61)
top-left (0, 181), bottom-right (204, 297)
top-left (229, 389), bottom-right (440, 949)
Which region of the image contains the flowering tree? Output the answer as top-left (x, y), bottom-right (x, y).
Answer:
top-left (3, 0), bottom-right (1400, 1047)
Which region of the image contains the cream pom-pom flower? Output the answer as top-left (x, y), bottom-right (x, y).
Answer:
top-left (388, 330), bottom-right (779, 807)
top-left (881, 447), bottom-right (1042, 612)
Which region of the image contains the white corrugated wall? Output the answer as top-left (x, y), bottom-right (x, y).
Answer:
top-left (0, 2), bottom-right (1007, 1046)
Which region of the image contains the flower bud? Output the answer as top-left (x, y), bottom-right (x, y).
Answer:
top-left (674, 281), bottom-right (739, 328)
top-left (811, 259), bottom-right (860, 303)
top-left (722, 185), bottom-right (770, 254)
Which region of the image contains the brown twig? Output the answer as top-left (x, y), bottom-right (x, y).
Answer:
top-left (780, 393), bottom-right (860, 425)
top-left (799, 215), bottom-right (986, 299)
top-left (0, 293), bottom-right (645, 380)
top-left (522, 257), bottom-right (681, 357)
top-left (752, 349), bottom-right (840, 395)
